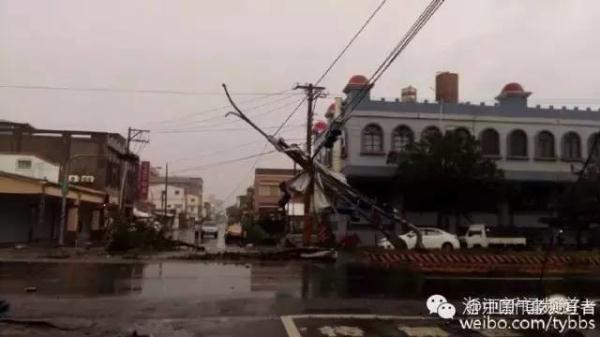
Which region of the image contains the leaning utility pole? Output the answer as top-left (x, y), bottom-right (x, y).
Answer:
top-left (119, 127), bottom-right (149, 212)
top-left (164, 163), bottom-right (168, 218)
top-left (294, 83), bottom-right (325, 246)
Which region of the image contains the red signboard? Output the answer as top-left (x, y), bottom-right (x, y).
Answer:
top-left (138, 161), bottom-right (150, 200)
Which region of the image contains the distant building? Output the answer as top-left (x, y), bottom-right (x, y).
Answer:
top-left (253, 168), bottom-right (301, 223)
top-left (315, 73), bottom-right (600, 243)
top-left (148, 183), bottom-right (201, 227)
top-left (186, 194), bottom-right (201, 219)
top-left (150, 175), bottom-right (203, 215)
top-left (0, 153), bottom-right (60, 183)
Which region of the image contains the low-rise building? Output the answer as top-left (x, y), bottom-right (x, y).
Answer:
top-left (253, 168), bottom-right (298, 220)
top-left (315, 72), bottom-right (600, 244)
top-left (0, 153), bottom-right (60, 183)
top-left (147, 183), bottom-right (201, 227)
top-left (0, 121), bottom-right (139, 210)
top-left (150, 175), bottom-right (203, 216)
top-left (0, 170), bottom-right (106, 244)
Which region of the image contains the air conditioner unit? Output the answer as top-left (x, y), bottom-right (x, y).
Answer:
top-left (68, 175), bottom-right (80, 183)
top-left (80, 175), bottom-right (95, 183)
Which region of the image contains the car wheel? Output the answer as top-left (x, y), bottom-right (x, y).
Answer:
top-left (442, 242), bottom-right (453, 251)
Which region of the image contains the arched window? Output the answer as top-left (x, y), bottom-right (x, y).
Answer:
top-left (480, 128), bottom-right (500, 156)
top-left (535, 131), bottom-right (556, 159)
top-left (361, 124), bottom-right (383, 153)
top-left (562, 132), bottom-right (581, 160)
top-left (421, 126), bottom-right (442, 142)
top-left (455, 127), bottom-right (470, 138)
top-left (508, 129), bottom-right (528, 158)
top-left (391, 125), bottom-right (414, 152)
top-left (589, 133), bottom-right (600, 159)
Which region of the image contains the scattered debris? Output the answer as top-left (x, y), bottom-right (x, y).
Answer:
top-left (300, 249), bottom-right (337, 261)
top-left (45, 250), bottom-right (70, 259)
top-left (130, 329), bottom-right (153, 337)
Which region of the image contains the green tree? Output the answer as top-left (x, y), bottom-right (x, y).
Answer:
top-left (550, 163), bottom-right (600, 248)
top-left (393, 130), bottom-right (504, 233)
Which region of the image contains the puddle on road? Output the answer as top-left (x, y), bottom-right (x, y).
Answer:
top-left (1, 260), bottom-right (599, 300)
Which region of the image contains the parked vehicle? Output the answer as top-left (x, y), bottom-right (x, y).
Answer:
top-left (225, 223), bottom-right (244, 245)
top-left (378, 227), bottom-right (460, 251)
top-left (460, 224), bottom-right (526, 249)
top-left (201, 222), bottom-right (219, 239)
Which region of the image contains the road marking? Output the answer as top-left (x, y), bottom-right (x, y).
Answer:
top-left (477, 330), bottom-right (524, 337)
top-left (280, 314), bottom-right (436, 337)
top-left (398, 326), bottom-right (449, 337)
top-left (281, 315), bottom-right (301, 337)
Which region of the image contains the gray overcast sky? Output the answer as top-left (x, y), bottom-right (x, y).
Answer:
top-left (1, 0), bottom-right (599, 204)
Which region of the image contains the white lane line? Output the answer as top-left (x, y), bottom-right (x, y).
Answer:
top-left (280, 314), bottom-right (437, 337)
top-left (282, 314), bottom-right (435, 320)
top-left (281, 315), bottom-right (301, 337)
top-left (477, 330), bottom-right (524, 337)
top-left (399, 326), bottom-right (449, 337)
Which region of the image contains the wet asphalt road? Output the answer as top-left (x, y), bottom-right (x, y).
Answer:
top-left (1, 234), bottom-right (600, 337)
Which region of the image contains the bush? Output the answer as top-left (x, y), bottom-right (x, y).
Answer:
top-left (244, 224), bottom-right (269, 245)
top-left (106, 218), bottom-right (175, 252)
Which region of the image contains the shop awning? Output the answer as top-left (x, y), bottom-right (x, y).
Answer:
top-left (0, 171), bottom-right (106, 204)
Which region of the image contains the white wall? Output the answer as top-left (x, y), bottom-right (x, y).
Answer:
top-left (0, 154), bottom-right (60, 183)
top-left (148, 184), bottom-right (186, 212)
top-left (186, 193), bottom-right (201, 219)
top-left (344, 111), bottom-right (600, 178)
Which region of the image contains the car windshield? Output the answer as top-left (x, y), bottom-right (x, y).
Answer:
top-left (1, 1), bottom-right (598, 336)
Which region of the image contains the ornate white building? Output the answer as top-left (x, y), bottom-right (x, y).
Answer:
top-left (316, 73), bottom-right (600, 242)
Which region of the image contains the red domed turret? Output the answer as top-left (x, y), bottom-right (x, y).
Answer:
top-left (324, 103), bottom-right (335, 118)
top-left (343, 74), bottom-right (370, 94)
top-left (312, 120), bottom-right (328, 135)
top-left (348, 75), bottom-right (368, 85)
top-left (496, 82), bottom-right (531, 100)
top-left (501, 82), bottom-right (524, 94)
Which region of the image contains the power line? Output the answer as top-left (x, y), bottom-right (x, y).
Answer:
top-left (150, 91), bottom-right (300, 130)
top-left (173, 95), bottom-right (304, 130)
top-left (272, 98), bottom-right (307, 136)
top-left (273, 0), bottom-right (387, 136)
top-left (313, 0), bottom-right (445, 158)
top-left (169, 135), bottom-right (305, 164)
top-left (173, 149), bottom-right (279, 174)
top-left (314, 0), bottom-right (388, 86)
top-left (0, 84), bottom-right (300, 97)
top-left (222, 144), bottom-right (269, 204)
top-left (144, 88), bottom-right (296, 126)
top-left (153, 123), bottom-right (305, 134)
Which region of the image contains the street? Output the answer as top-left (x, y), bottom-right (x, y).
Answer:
top-left (2, 254), bottom-right (600, 336)
top-left (2, 1), bottom-right (600, 336)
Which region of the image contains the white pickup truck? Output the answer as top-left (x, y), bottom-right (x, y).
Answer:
top-left (460, 224), bottom-right (527, 249)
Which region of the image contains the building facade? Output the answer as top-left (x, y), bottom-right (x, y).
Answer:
top-left (0, 170), bottom-right (106, 244)
top-left (253, 168), bottom-right (298, 218)
top-left (0, 121), bottom-right (139, 209)
top-left (316, 73), bottom-right (600, 242)
top-left (0, 154), bottom-right (60, 183)
top-left (147, 183), bottom-right (201, 227)
top-left (149, 175), bottom-right (203, 216)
